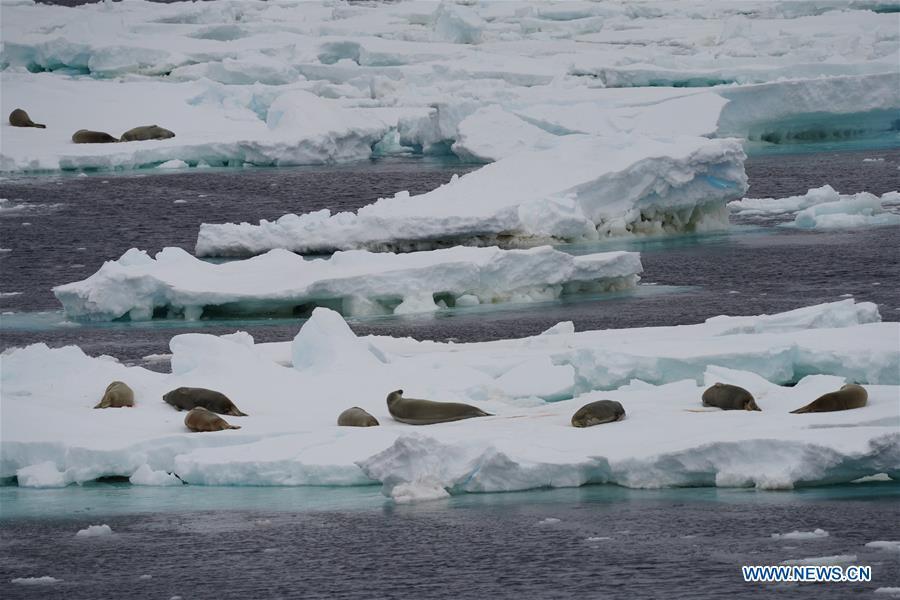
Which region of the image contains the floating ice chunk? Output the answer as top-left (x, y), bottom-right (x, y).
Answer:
top-left (196, 135), bottom-right (746, 256)
top-left (771, 529), bottom-right (829, 540)
top-left (391, 480), bottom-right (451, 503)
top-left (16, 461), bottom-right (69, 488)
top-left (705, 298), bottom-right (881, 335)
top-left (780, 555), bottom-right (857, 566)
top-left (866, 541), bottom-right (900, 552)
top-left (792, 193), bottom-right (900, 230)
top-left (75, 524), bottom-right (113, 538)
top-left (10, 577), bottom-right (62, 585)
top-left (875, 589), bottom-right (900, 596)
top-left (53, 245), bottom-right (643, 321)
top-left (536, 518), bottom-right (561, 526)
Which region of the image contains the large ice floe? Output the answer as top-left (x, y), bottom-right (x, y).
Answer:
top-left (1, 1), bottom-right (898, 172)
top-left (730, 185), bottom-right (900, 229)
top-left (196, 134), bottom-right (747, 255)
top-left (2, 300), bottom-right (897, 499)
top-left (52, 245), bottom-right (642, 321)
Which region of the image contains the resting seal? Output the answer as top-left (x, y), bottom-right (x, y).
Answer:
top-left (701, 383), bottom-right (761, 411)
top-left (94, 381), bottom-right (134, 409)
top-left (337, 407), bottom-right (379, 427)
top-left (163, 386), bottom-right (248, 416)
top-left (386, 389), bottom-right (490, 425)
top-left (9, 108), bottom-right (45, 128)
top-left (120, 125), bottom-right (175, 141)
top-left (790, 384), bottom-right (867, 414)
top-left (571, 400), bottom-right (625, 428)
top-left (184, 407), bottom-right (241, 432)
top-left (72, 129), bottom-right (118, 144)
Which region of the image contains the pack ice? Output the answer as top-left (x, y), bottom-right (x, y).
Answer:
top-left (52, 245), bottom-right (642, 321)
top-left (2, 300), bottom-right (897, 499)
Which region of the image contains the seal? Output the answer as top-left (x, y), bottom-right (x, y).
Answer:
top-left (72, 129), bottom-right (118, 144)
top-left (337, 407), bottom-right (379, 427)
top-left (184, 407), bottom-right (241, 432)
top-left (701, 383), bottom-right (761, 411)
top-left (94, 380), bottom-right (135, 409)
top-left (386, 389), bottom-right (490, 425)
top-left (163, 386), bottom-right (248, 416)
top-left (9, 108), bottom-right (46, 128)
top-left (120, 125), bottom-right (175, 142)
top-left (571, 399), bottom-right (625, 427)
top-left (790, 384), bottom-right (867, 414)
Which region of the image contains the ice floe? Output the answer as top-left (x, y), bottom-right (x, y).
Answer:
top-left (729, 185), bottom-right (900, 229)
top-left (196, 134), bottom-right (746, 255)
top-left (75, 524), bottom-right (113, 538)
top-left (771, 529), bottom-right (829, 540)
top-left (53, 245), bottom-right (642, 321)
top-left (1, 300), bottom-right (897, 498)
top-left (1, 1), bottom-right (896, 172)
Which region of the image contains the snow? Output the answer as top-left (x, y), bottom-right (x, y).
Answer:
top-left (2, 301), bottom-right (898, 499)
top-left (2, 1), bottom-right (895, 174)
top-left (53, 245), bottom-right (642, 321)
top-left (75, 524), bottom-right (113, 538)
top-left (10, 576), bottom-right (62, 585)
top-left (729, 185), bottom-right (900, 229)
top-left (196, 134), bottom-right (746, 255)
top-left (771, 529), bottom-right (828, 540)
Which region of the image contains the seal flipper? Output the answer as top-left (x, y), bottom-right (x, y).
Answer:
top-left (790, 405), bottom-right (813, 414)
top-left (229, 407), bottom-right (248, 417)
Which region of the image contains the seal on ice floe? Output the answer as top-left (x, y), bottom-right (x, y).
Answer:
top-left (701, 383), bottom-right (761, 411)
top-left (119, 125), bottom-right (175, 142)
top-left (94, 381), bottom-right (135, 409)
top-left (72, 129), bottom-right (118, 144)
top-left (386, 389), bottom-right (490, 425)
top-left (163, 387), bottom-right (248, 416)
top-left (337, 407), bottom-right (379, 427)
top-left (571, 400), bottom-right (625, 427)
top-left (184, 407), bottom-right (241, 432)
top-left (790, 384), bottom-right (867, 414)
top-left (9, 108), bottom-right (45, 128)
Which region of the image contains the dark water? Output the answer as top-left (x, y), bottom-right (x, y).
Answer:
top-left (1, 483), bottom-right (898, 599)
top-left (1, 148), bottom-right (899, 364)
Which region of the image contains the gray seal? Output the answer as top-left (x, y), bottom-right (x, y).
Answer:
top-left (701, 383), bottom-right (761, 411)
top-left (163, 386), bottom-right (248, 416)
top-left (184, 407), bottom-right (241, 432)
top-left (120, 125), bottom-right (175, 141)
top-left (790, 384), bottom-right (867, 414)
top-left (571, 400), bottom-right (625, 427)
top-left (9, 108), bottom-right (45, 128)
top-left (386, 389), bottom-right (490, 425)
top-left (94, 381), bottom-right (134, 409)
top-left (72, 129), bottom-right (118, 143)
top-left (337, 407), bottom-right (379, 427)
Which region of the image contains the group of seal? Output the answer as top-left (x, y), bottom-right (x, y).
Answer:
top-left (8, 109), bottom-right (175, 144)
top-left (699, 382), bottom-right (867, 415)
top-left (93, 382), bottom-right (247, 432)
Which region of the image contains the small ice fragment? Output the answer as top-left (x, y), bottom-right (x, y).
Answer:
top-left (865, 541), bottom-right (900, 552)
top-left (780, 554), bottom-right (856, 566)
top-left (173, 200), bottom-right (188, 204)
top-left (537, 518), bottom-right (561, 526)
top-left (11, 576), bottom-right (61, 585)
top-left (771, 528), bottom-right (828, 540)
top-left (139, 574), bottom-right (153, 580)
top-left (75, 524), bottom-right (113, 537)
top-left (586, 536), bottom-right (611, 542)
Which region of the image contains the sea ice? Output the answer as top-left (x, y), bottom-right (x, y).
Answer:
top-left (53, 245), bottom-right (643, 321)
top-left (75, 524), bottom-right (113, 538)
top-left (771, 529), bottom-right (828, 540)
top-left (10, 576), bottom-right (62, 585)
top-left (780, 555), bottom-right (857, 566)
top-left (865, 541), bottom-right (900, 552)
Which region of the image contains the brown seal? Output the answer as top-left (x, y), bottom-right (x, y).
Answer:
top-left (386, 389), bottom-right (490, 425)
top-left (337, 407), bottom-right (379, 427)
top-left (163, 386), bottom-right (248, 416)
top-left (72, 129), bottom-right (118, 143)
top-left (9, 108), bottom-right (46, 128)
top-left (94, 381), bottom-right (135, 409)
top-left (701, 383), bottom-right (761, 411)
top-left (184, 407), bottom-right (241, 432)
top-left (571, 399), bottom-right (625, 427)
top-left (120, 125), bottom-right (175, 142)
top-left (790, 384), bottom-right (867, 414)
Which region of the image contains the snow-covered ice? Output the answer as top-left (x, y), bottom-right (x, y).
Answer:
top-left (729, 185), bottom-right (900, 229)
top-left (75, 524), bottom-right (113, 538)
top-left (1, 300), bottom-right (897, 499)
top-left (196, 134), bottom-right (746, 255)
top-left (53, 245), bottom-right (642, 321)
top-left (2, 1), bottom-right (896, 174)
